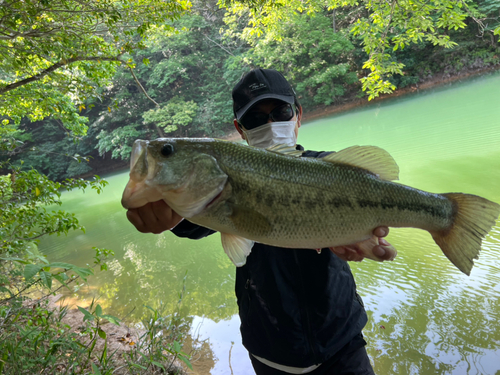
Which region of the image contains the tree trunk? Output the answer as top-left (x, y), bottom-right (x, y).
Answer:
top-left (332, 9), bottom-right (336, 33)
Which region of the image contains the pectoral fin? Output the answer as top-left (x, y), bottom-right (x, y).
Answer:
top-left (323, 145), bottom-right (399, 181)
top-left (221, 233), bottom-right (254, 267)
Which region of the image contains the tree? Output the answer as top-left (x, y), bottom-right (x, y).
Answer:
top-left (143, 96), bottom-right (199, 135)
top-left (219, 0), bottom-right (500, 99)
top-left (0, 0), bottom-right (191, 136)
top-left (91, 5), bottom-right (247, 163)
top-left (240, 10), bottom-right (358, 107)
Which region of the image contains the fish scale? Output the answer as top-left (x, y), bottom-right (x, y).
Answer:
top-left (121, 138), bottom-right (500, 275)
top-left (210, 142), bottom-right (453, 247)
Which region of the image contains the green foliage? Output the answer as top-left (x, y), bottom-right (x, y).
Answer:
top-left (0, 163), bottom-right (194, 373)
top-left (243, 11), bottom-right (358, 106)
top-left (1, 120), bottom-right (99, 181)
top-left (0, 0), bottom-right (191, 136)
top-left (143, 97), bottom-right (199, 135)
top-left (0, 300), bottom-right (87, 374)
top-left (473, 0), bottom-right (500, 43)
top-left (0, 162), bottom-right (111, 315)
top-left (123, 273), bottom-right (194, 373)
top-left (97, 124), bottom-right (148, 160)
top-left (92, 6), bottom-right (244, 161)
top-left (0, 164), bottom-right (108, 259)
top-left (0, 241), bottom-right (117, 374)
top-left (220, 0), bottom-right (493, 99)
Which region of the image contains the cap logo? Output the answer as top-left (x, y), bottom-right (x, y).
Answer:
top-left (249, 82), bottom-right (266, 91)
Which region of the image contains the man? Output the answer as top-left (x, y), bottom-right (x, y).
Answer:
top-left (127, 69), bottom-right (396, 374)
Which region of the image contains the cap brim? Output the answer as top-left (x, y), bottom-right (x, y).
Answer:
top-left (235, 94), bottom-right (295, 120)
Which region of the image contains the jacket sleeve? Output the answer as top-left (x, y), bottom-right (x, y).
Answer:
top-left (170, 219), bottom-right (216, 240)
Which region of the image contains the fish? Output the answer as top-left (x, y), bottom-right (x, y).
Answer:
top-left (121, 138), bottom-right (500, 275)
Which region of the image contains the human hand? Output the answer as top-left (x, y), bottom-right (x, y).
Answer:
top-left (126, 200), bottom-right (183, 234)
top-left (330, 226), bottom-right (397, 262)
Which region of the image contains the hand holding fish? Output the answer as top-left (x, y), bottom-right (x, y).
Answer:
top-left (331, 227), bottom-right (397, 262)
top-left (126, 200), bottom-right (183, 234)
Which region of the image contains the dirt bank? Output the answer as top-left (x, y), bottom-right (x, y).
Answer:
top-left (34, 294), bottom-right (188, 375)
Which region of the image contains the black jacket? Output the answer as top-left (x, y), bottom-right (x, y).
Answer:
top-left (171, 147), bottom-right (368, 368)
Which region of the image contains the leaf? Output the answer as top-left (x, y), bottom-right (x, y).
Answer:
top-left (101, 314), bottom-right (120, 325)
top-left (72, 266), bottom-right (94, 281)
top-left (47, 262), bottom-right (74, 269)
top-left (40, 271), bottom-right (52, 289)
top-left (77, 306), bottom-right (95, 322)
top-left (178, 354), bottom-right (193, 370)
top-left (172, 340), bottom-right (181, 353)
top-left (1, 257), bottom-right (29, 264)
top-left (95, 304), bottom-right (103, 317)
top-left (24, 264), bottom-right (41, 281)
top-left (52, 274), bottom-right (71, 289)
top-left (91, 363), bottom-right (102, 375)
top-left (151, 361), bottom-right (165, 370)
top-left (35, 187), bottom-right (40, 196)
top-left (97, 328), bottom-right (106, 339)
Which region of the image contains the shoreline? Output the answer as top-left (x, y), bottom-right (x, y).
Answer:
top-left (222, 64), bottom-right (500, 142)
top-left (77, 64), bottom-right (500, 173)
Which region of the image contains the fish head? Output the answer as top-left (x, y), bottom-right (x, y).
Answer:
top-left (121, 138), bottom-right (228, 219)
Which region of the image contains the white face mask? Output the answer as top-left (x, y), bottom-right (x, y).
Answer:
top-left (242, 120), bottom-right (297, 149)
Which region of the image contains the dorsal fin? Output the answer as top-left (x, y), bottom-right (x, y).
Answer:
top-left (323, 145), bottom-right (399, 181)
top-left (266, 144), bottom-right (304, 157)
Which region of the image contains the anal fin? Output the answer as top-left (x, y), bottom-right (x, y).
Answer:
top-left (221, 233), bottom-right (254, 267)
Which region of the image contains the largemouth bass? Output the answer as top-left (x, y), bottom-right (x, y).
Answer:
top-left (121, 138), bottom-right (500, 275)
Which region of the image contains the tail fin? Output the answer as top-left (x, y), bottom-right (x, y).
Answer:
top-left (431, 193), bottom-right (500, 276)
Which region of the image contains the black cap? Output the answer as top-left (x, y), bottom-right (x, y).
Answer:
top-left (232, 69), bottom-right (295, 120)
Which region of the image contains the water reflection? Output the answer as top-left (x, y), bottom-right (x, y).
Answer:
top-left (354, 226), bottom-right (500, 375)
top-left (40, 72), bottom-right (500, 374)
top-left (188, 316), bottom-right (253, 375)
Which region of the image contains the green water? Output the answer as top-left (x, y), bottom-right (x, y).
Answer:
top-left (40, 72), bottom-right (500, 375)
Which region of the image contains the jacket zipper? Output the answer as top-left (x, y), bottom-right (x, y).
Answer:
top-left (293, 249), bottom-right (320, 364)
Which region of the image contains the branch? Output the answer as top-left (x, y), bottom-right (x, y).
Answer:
top-left (14, 230), bottom-right (59, 241)
top-left (0, 56), bottom-right (123, 94)
top-left (127, 66), bottom-right (165, 137)
top-left (128, 66), bottom-right (159, 107)
top-left (0, 26), bottom-right (63, 40)
top-left (203, 34), bottom-right (235, 57)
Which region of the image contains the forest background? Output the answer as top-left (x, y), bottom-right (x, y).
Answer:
top-left (2, 0), bottom-right (500, 181)
top-left (0, 0), bottom-right (499, 373)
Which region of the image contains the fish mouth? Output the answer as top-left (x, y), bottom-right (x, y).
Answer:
top-left (121, 179), bottom-right (143, 209)
top-left (129, 140), bottom-right (149, 182)
top-left (121, 179), bottom-right (163, 209)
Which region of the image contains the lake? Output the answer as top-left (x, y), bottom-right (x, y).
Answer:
top-left (40, 71), bottom-right (500, 375)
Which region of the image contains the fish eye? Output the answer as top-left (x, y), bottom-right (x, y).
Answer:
top-left (161, 144), bottom-right (174, 157)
